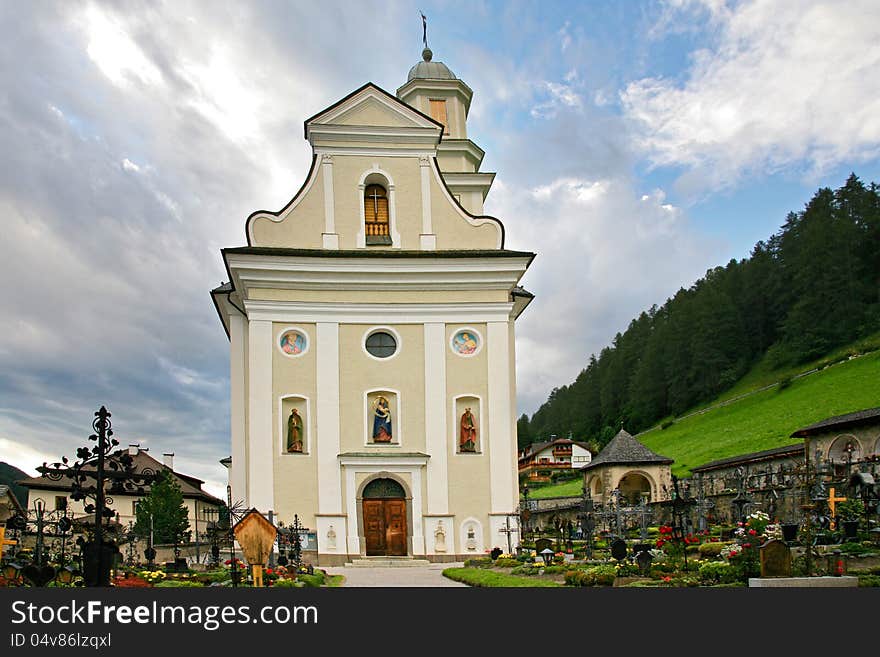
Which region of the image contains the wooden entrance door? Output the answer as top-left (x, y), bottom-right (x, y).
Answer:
top-left (363, 498), bottom-right (407, 556)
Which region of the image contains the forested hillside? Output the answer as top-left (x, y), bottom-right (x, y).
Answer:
top-left (519, 174), bottom-right (880, 450)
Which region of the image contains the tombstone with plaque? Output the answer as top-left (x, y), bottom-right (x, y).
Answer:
top-left (759, 539), bottom-right (792, 578)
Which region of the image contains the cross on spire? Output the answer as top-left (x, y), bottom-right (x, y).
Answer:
top-left (420, 11), bottom-right (428, 49)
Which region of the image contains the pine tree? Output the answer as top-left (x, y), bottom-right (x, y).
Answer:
top-left (134, 471), bottom-right (191, 546)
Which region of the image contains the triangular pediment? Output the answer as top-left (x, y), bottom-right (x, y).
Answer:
top-left (307, 83), bottom-right (441, 131)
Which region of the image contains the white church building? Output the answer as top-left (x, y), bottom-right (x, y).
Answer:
top-left (212, 45), bottom-right (534, 564)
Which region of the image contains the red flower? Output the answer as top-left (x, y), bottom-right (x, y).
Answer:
top-left (662, 576), bottom-right (671, 582)
top-left (742, 543), bottom-right (751, 548)
top-left (748, 529), bottom-right (757, 536)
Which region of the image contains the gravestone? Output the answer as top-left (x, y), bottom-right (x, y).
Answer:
top-left (610, 538), bottom-right (628, 561)
top-left (635, 550), bottom-right (653, 576)
top-left (759, 539), bottom-right (792, 578)
top-left (534, 538), bottom-right (553, 554)
top-left (632, 543), bottom-right (652, 555)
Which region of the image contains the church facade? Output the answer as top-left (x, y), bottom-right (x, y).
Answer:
top-left (212, 47), bottom-right (534, 564)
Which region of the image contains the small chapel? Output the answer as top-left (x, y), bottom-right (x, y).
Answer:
top-left (211, 41), bottom-right (534, 564)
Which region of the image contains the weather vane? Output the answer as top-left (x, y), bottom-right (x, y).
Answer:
top-left (420, 11), bottom-right (428, 49)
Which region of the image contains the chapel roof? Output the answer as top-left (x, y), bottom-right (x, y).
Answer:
top-left (789, 407), bottom-right (880, 437)
top-left (580, 429), bottom-right (673, 470)
top-left (690, 444), bottom-right (804, 473)
top-left (407, 47), bottom-right (457, 81)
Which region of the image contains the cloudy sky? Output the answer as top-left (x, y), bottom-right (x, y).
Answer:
top-left (2, 0), bottom-right (879, 498)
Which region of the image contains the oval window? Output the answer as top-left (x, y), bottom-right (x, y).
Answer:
top-left (365, 331), bottom-right (397, 358)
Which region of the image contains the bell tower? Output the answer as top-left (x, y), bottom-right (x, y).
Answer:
top-left (397, 47), bottom-right (495, 215)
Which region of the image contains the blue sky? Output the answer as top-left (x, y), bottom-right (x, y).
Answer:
top-left (2, 1), bottom-right (879, 498)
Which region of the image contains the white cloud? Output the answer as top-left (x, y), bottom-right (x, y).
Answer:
top-left (623, 0), bottom-right (880, 192)
top-left (530, 80), bottom-right (584, 119)
top-left (490, 176), bottom-right (719, 415)
top-left (81, 5), bottom-right (163, 88)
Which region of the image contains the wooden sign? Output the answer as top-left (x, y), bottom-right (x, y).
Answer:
top-left (233, 509), bottom-right (277, 567)
top-left (0, 526), bottom-right (18, 561)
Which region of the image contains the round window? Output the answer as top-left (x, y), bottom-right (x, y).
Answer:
top-left (365, 331), bottom-right (397, 358)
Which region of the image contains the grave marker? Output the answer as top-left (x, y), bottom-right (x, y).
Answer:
top-left (759, 539), bottom-right (792, 578)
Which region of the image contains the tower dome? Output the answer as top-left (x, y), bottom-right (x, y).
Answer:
top-left (407, 47), bottom-right (457, 81)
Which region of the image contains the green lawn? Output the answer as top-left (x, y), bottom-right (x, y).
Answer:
top-left (442, 567), bottom-right (562, 587)
top-left (527, 478), bottom-right (584, 499)
top-left (639, 349), bottom-right (880, 476)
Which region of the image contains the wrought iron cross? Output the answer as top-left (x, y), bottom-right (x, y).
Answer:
top-left (498, 516), bottom-right (519, 554)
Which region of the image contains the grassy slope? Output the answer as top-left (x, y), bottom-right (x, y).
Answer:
top-left (640, 349), bottom-right (880, 476)
top-left (528, 478), bottom-right (584, 499)
top-left (528, 347), bottom-right (880, 496)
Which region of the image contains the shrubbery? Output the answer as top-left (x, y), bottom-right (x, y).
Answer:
top-left (698, 561), bottom-right (738, 585)
top-left (564, 565), bottom-right (617, 587)
top-left (297, 572), bottom-right (325, 588)
top-left (494, 558), bottom-right (520, 568)
top-left (698, 542), bottom-right (728, 558)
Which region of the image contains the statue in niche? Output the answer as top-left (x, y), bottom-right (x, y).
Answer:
top-left (434, 521), bottom-right (447, 553)
top-left (459, 407), bottom-right (477, 452)
top-left (372, 395), bottom-right (393, 443)
top-left (327, 526), bottom-right (337, 550)
top-left (286, 407), bottom-right (304, 453)
top-left (465, 526), bottom-right (477, 551)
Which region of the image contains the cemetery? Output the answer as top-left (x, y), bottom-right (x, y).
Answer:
top-left (444, 408), bottom-right (880, 587)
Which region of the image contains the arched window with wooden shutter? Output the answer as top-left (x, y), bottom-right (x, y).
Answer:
top-left (364, 184), bottom-right (391, 245)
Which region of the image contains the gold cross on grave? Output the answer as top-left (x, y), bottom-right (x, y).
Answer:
top-left (827, 487), bottom-right (847, 528)
top-left (0, 526), bottom-right (18, 561)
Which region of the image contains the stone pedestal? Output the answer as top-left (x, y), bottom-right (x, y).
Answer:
top-left (748, 576), bottom-right (858, 588)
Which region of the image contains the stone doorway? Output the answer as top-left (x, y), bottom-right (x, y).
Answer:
top-left (362, 478), bottom-right (408, 556)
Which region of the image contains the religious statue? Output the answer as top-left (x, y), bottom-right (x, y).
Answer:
top-left (434, 521), bottom-right (447, 553)
top-left (465, 526), bottom-right (477, 551)
top-left (459, 407), bottom-right (477, 452)
top-left (286, 407), bottom-right (304, 453)
top-left (326, 526), bottom-right (337, 550)
top-left (372, 396), bottom-right (392, 443)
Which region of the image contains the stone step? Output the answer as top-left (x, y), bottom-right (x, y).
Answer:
top-left (347, 558), bottom-right (433, 568)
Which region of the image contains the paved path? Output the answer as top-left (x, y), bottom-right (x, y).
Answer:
top-left (326, 563), bottom-right (467, 587)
